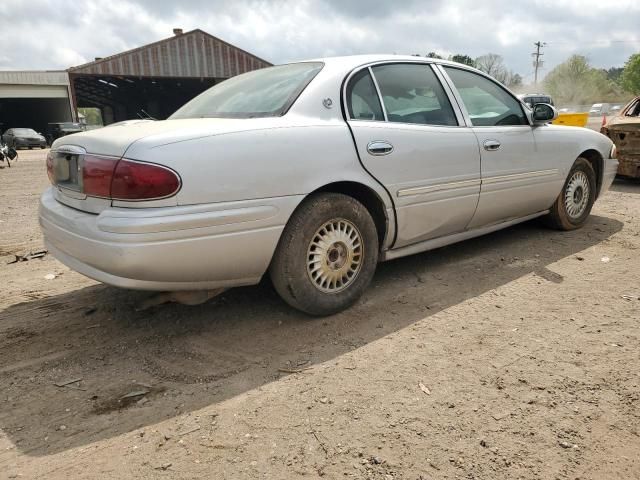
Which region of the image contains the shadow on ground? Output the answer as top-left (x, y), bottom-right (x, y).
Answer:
top-left (0, 215), bottom-right (623, 457)
top-left (610, 177), bottom-right (640, 194)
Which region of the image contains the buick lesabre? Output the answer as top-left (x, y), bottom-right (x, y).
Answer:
top-left (40, 55), bottom-right (618, 315)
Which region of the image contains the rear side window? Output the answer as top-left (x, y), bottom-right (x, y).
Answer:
top-left (371, 64), bottom-right (458, 126)
top-left (346, 69), bottom-right (384, 121)
top-left (444, 67), bottom-right (527, 127)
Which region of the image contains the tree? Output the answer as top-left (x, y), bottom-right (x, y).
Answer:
top-left (426, 52), bottom-right (443, 59)
top-left (544, 55), bottom-right (622, 105)
top-left (606, 67), bottom-right (624, 83)
top-left (505, 72), bottom-right (523, 89)
top-left (473, 53), bottom-right (523, 87)
top-left (474, 53), bottom-right (506, 79)
top-left (449, 54), bottom-right (475, 67)
top-left (621, 53), bottom-right (640, 95)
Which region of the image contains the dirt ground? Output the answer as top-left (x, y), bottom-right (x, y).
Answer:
top-left (1, 149), bottom-right (639, 480)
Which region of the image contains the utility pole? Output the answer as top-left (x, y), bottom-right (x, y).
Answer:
top-left (532, 41), bottom-right (545, 87)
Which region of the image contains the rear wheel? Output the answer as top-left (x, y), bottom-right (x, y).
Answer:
top-left (269, 193), bottom-right (378, 316)
top-left (545, 157), bottom-right (596, 230)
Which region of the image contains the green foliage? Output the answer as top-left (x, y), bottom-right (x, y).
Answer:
top-left (606, 67), bottom-right (624, 83)
top-left (78, 108), bottom-right (103, 126)
top-left (449, 54), bottom-right (475, 67)
top-left (426, 52), bottom-right (443, 59)
top-left (621, 53), bottom-right (640, 95)
top-left (544, 55), bottom-right (622, 105)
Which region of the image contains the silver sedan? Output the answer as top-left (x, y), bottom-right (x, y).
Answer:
top-left (40, 55), bottom-right (618, 315)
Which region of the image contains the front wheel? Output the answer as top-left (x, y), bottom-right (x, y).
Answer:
top-left (269, 193), bottom-right (379, 316)
top-left (545, 157), bottom-right (596, 230)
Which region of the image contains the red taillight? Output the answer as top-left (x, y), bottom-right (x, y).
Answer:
top-left (78, 155), bottom-right (181, 200)
top-left (110, 159), bottom-right (181, 200)
top-left (82, 155), bottom-right (118, 198)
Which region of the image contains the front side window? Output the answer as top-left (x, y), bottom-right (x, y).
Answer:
top-left (444, 67), bottom-right (527, 127)
top-left (346, 69), bottom-right (384, 121)
top-left (170, 62), bottom-right (323, 119)
top-left (371, 63), bottom-right (458, 126)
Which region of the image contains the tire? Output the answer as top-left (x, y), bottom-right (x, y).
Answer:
top-left (545, 157), bottom-right (597, 230)
top-left (269, 192), bottom-right (379, 316)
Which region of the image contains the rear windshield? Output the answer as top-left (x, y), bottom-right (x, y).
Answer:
top-left (170, 62), bottom-right (324, 119)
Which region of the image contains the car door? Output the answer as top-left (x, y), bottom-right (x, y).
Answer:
top-left (440, 66), bottom-right (563, 228)
top-left (345, 62), bottom-right (481, 248)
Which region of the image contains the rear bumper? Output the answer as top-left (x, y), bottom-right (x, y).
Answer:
top-left (39, 187), bottom-right (302, 290)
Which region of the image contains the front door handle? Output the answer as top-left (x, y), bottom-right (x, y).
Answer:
top-left (483, 139), bottom-right (501, 151)
top-left (367, 141), bottom-right (394, 156)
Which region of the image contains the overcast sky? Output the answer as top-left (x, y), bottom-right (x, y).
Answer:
top-left (2, 0), bottom-right (639, 83)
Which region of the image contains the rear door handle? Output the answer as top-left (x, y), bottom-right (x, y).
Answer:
top-left (483, 139), bottom-right (501, 151)
top-left (367, 141), bottom-right (394, 156)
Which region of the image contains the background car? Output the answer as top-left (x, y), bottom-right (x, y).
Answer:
top-left (45, 122), bottom-right (84, 146)
top-left (518, 93), bottom-right (554, 108)
top-left (589, 103), bottom-right (611, 116)
top-left (2, 128), bottom-right (47, 149)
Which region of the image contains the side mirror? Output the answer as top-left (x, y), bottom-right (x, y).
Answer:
top-left (532, 103), bottom-right (558, 124)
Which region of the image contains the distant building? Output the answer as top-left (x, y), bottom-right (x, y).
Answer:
top-left (0, 28), bottom-right (271, 134)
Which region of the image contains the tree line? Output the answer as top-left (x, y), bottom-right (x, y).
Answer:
top-left (544, 53), bottom-right (639, 105)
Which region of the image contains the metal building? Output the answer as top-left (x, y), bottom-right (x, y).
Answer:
top-left (0, 28), bottom-right (271, 135)
top-left (68, 28), bottom-right (272, 124)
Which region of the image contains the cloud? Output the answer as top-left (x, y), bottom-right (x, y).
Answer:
top-left (1, 0), bottom-right (638, 83)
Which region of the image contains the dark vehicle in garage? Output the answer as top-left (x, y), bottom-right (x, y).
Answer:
top-left (2, 128), bottom-right (47, 149)
top-left (46, 122), bottom-right (84, 146)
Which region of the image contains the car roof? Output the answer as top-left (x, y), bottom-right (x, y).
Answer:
top-left (299, 54), bottom-right (481, 73)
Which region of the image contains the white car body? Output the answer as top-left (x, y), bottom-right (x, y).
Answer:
top-left (40, 55), bottom-right (618, 295)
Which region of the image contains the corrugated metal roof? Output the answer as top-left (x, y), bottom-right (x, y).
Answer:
top-left (0, 70), bottom-right (69, 85)
top-left (68, 29), bottom-right (272, 78)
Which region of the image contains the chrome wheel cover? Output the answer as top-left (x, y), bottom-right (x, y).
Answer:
top-left (564, 171), bottom-right (590, 219)
top-left (306, 219), bottom-right (363, 293)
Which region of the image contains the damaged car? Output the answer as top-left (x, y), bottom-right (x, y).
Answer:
top-left (601, 96), bottom-right (640, 178)
top-left (40, 55), bottom-right (618, 315)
